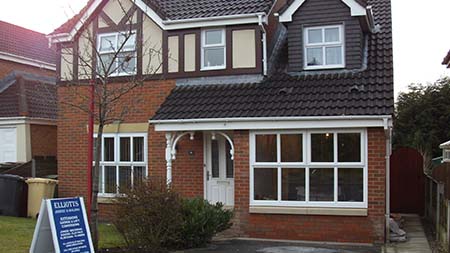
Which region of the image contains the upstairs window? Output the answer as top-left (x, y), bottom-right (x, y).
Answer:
top-left (201, 29), bottom-right (226, 70)
top-left (97, 32), bottom-right (136, 76)
top-left (304, 25), bottom-right (345, 70)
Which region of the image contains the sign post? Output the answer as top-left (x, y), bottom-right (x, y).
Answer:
top-left (30, 197), bottom-right (94, 253)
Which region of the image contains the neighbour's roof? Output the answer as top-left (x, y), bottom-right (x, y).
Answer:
top-left (152, 0), bottom-right (394, 120)
top-left (51, 0), bottom-right (274, 35)
top-left (0, 21), bottom-right (56, 65)
top-left (0, 71), bottom-right (57, 119)
top-left (443, 50), bottom-right (450, 68)
top-left (440, 140), bottom-right (450, 149)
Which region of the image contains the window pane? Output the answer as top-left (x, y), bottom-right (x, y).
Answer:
top-left (118, 33), bottom-right (136, 51)
top-left (338, 133), bottom-right (361, 162)
top-left (281, 134), bottom-right (303, 162)
top-left (118, 53), bottom-right (136, 73)
top-left (100, 35), bottom-right (116, 51)
top-left (104, 137), bottom-right (115, 161)
top-left (133, 137), bottom-right (144, 162)
top-left (254, 168), bottom-right (278, 200)
top-left (282, 168), bottom-right (305, 201)
top-left (325, 27), bottom-right (340, 42)
top-left (120, 137), bottom-right (131, 161)
top-left (98, 54), bottom-right (115, 75)
top-left (306, 48), bottom-right (323, 66)
top-left (311, 133), bottom-right (334, 162)
top-left (104, 166), bottom-right (117, 193)
top-left (309, 168), bottom-right (334, 201)
top-left (307, 29), bottom-right (322, 43)
top-left (133, 166), bottom-right (146, 186)
top-left (325, 46), bottom-right (342, 65)
top-left (226, 141), bottom-right (234, 178)
top-left (338, 168), bottom-right (363, 202)
top-left (204, 48), bottom-right (225, 67)
top-left (205, 30), bottom-right (223, 45)
top-left (256, 134), bottom-right (277, 162)
top-left (119, 166), bottom-right (132, 193)
top-left (211, 139), bottom-right (219, 178)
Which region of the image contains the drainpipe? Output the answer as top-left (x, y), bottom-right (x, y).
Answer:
top-left (257, 14), bottom-right (268, 76)
top-left (384, 118), bottom-right (392, 243)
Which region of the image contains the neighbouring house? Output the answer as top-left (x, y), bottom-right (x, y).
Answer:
top-left (443, 50), bottom-right (450, 69)
top-left (50, 0), bottom-right (393, 244)
top-left (0, 21), bottom-right (57, 176)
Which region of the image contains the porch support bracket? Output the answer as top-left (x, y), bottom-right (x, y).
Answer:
top-left (165, 131), bottom-right (195, 186)
top-left (211, 131), bottom-right (235, 160)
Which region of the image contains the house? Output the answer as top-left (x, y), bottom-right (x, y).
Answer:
top-left (443, 50), bottom-right (450, 68)
top-left (0, 21), bottom-right (57, 176)
top-left (50, 0), bottom-right (393, 244)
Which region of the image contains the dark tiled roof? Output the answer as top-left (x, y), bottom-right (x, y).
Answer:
top-left (0, 21), bottom-right (56, 65)
top-left (152, 0), bottom-right (393, 120)
top-left (51, 0), bottom-right (274, 35)
top-left (0, 71), bottom-right (57, 119)
top-left (443, 50), bottom-right (450, 68)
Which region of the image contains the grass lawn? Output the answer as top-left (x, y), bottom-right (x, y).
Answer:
top-left (0, 215), bottom-right (126, 253)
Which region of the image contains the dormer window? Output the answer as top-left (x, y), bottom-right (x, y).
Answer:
top-left (97, 32), bottom-right (137, 76)
top-left (304, 25), bottom-right (345, 70)
top-left (201, 28), bottom-right (226, 70)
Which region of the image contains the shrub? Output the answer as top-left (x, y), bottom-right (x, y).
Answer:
top-left (114, 182), bottom-right (233, 251)
top-left (113, 179), bottom-right (183, 252)
top-left (179, 197), bottom-right (233, 248)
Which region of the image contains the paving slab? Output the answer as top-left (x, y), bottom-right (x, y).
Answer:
top-left (383, 215), bottom-right (432, 253)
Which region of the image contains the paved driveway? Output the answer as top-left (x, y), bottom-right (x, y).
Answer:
top-left (183, 239), bottom-right (381, 253)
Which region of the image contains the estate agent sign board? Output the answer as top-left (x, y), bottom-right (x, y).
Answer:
top-left (30, 197), bottom-right (94, 253)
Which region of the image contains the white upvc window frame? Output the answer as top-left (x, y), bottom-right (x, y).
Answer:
top-left (249, 129), bottom-right (367, 209)
top-left (201, 28), bottom-right (226, 71)
top-left (303, 24), bottom-right (345, 70)
top-left (443, 149), bottom-right (450, 163)
top-left (97, 31), bottom-right (137, 77)
top-left (94, 132), bottom-right (148, 197)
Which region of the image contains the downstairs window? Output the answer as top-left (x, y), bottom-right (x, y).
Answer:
top-left (94, 133), bottom-right (147, 196)
top-left (250, 130), bottom-right (367, 208)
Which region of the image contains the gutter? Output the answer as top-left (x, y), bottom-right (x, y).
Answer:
top-left (0, 117), bottom-right (57, 126)
top-left (162, 12), bottom-right (268, 25)
top-left (150, 115), bottom-right (393, 124)
top-left (0, 51), bottom-right (56, 71)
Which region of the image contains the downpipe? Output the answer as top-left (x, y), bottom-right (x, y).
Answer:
top-left (384, 118), bottom-right (392, 243)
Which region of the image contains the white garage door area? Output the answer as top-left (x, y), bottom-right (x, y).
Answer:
top-left (0, 128), bottom-right (17, 163)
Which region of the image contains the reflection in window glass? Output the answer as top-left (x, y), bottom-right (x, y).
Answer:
top-left (309, 168), bottom-right (334, 201)
top-left (226, 141), bottom-right (234, 178)
top-left (325, 27), bottom-right (340, 42)
top-left (256, 135), bottom-right (277, 162)
top-left (104, 166), bottom-right (117, 193)
top-left (311, 133), bottom-right (334, 162)
top-left (281, 134), bottom-right (303, 162)
top-left (100, 35), bottom-right (116, 51)
top-left (134, 166), bottom-right (146, 186)
top-left (338, 133), bottom-right (361, 162)
top-left (204, 48), bottom-right (225, 67)
top-left (308, 29), bottom-right (322, 43)
top-left (205, 30), bottom-right (223, 45)
top-left (133, 137), bottom-right (144, 162)
top-left (120, 137), bottom-right (131, 161)
top-left (104, 137), bottom-right (115, 161)
top-left (254, 168), bottom-right (278, 200)
top-left (119, 166), bottom-right (132, 193)
top-left (338, 168), bottom-right (363, 201)
top-left (325, 46), bottom-right (342, 65)
top-left (306, 48), bottom-right (323, 66)
top-left (282, 168), bottom-right (305, 201)
top-left (211, 140), bottom-right (219, 178)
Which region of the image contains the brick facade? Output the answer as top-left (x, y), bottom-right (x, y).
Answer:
top-left (30, 124), bottom-right (57, 158)
top-left (58, 80), bottom-right (387, 243)
top-left (0, 59), bottom-right (54, 79)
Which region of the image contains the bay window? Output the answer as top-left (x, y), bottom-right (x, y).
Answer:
top-left (304, 25), bottom-right (345, 70)
top-left (94, 133), bottom-right (147, 196)
top-left (250, 130), bottom-right (366, 208)
top-left (97, 31), bottom-right (137, 76)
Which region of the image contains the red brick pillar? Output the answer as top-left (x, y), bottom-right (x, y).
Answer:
top-left (233, 130), bottom-right (250, 236)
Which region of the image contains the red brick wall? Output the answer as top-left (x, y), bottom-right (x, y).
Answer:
top-left (30, 124), bottom-right (57, 157)
top-left (232, 128), bottom-right (386, 244)
top-left (0, 59), bottom-right (54, 78)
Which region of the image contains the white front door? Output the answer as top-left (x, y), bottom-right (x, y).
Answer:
top-left (0, 127), bottom-right (17, 163)
top-left (205, 134), bottom-right (234, 207)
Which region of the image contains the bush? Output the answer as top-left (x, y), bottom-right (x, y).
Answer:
top-left (113, 179), bottom-right (183, 252)
top-left (180, 198), bottom-right (233, 248)
top-left (113, 181), bottom-right (233, 252)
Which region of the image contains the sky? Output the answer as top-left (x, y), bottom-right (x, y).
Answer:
top-left (0, 0), bottom-right (449, 99)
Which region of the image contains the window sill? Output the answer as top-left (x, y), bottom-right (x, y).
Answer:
top-left (98, 196), bottom-right (120, 204)
top-left (200, 66), bottom-right (226, 71)
top-left (303, 65), bottom-right (345, 71)
top-left (249, 206), bottom-right (367, 216)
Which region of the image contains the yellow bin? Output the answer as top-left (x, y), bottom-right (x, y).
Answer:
top-left (26, 178), bottom-right (58, 218)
